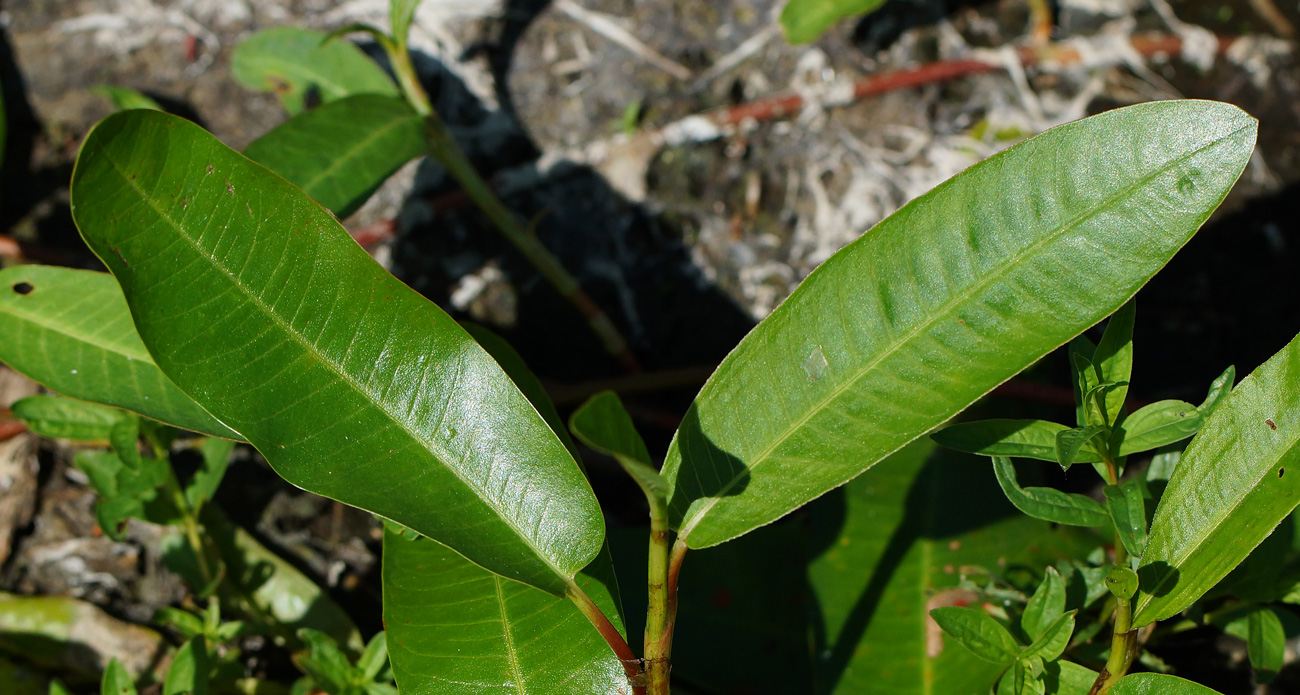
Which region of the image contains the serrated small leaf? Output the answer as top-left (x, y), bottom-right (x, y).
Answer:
top-left (932, 419), bottom-right (1100, 463)
top-left (1115, 400), bottom-right (1202, 455)
top-left (929, 606), bottom-right (1020, 665)
top-left (1020, 610), bottom-right (1075, 661)
top-left (1093, 299), bottom-right (1135, 425)
top-left (1022, 566), bottom-right (1066, 641)
top-left (1055, 426), bottom-right (1107, 470)
top-left (102, 660), bottom-right (137, 695)
top-left (1104, 479), bottom-right (1147, 557)
top-left (1246, 606), bottom-right (1285, 684)
top-left (11, 395), bottom-right (124, 441)
top-left (993, 457), bottom-right (1110, 527)
top-left (163, 636), bottom-right (209, 695)
top-left (1109, 673), bottom-right (1225, 694)
top-left (231, 27), bottom-right (398, 114)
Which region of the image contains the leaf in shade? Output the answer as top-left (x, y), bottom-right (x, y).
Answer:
top-left (993, 457), bottom-right (1110, 527)
top-left (382, 528), bottom-right (628, 695)
top-left (1020, 610), bottom-right (1075, 661)
top-left (1069, 337), bottom-right (1096, 428)
top-left (1043, 661), bottom-right (1097, 695)
top-left (10, 395), bottom-right (124, 441)
top-left (929, 606), bottom-right (1020, 665)
top-left (661, 101), bottom-right (1256, 550)
top-left (1108, 673), bottom-right (1225, 694)
top-left (1092, 299), bottom-right (1135, 426)
top-left (1246, 606), bottom-right (1285, 684)
top-left (0, 266), bottom-right (239, 439)
top-left (1115, 400), bottom-right (1202, 455)
top-left (781, 0), bottom-right (888, 44)
top-left (1198, 365), bottom-right (1235, 418)
top-left (1022, 567), bottom-right (1066, 641)
top-left (1104, 480), bottom-right (1147, 557)
top-left (570, 391), bottom-right (668, 503)
top-left (70, 110), bottom-right (602, 595)
top-left (244, 95), bottom-right (426, 218)
top-left (162, 636), bottom-right (209, 695)
top-left (1133, 331), bottom-right (1300, 627)
top-left (231, 27), bottom-right (398, 114)
top-left (184, 438), bottom-right (235, 513)
top-left (932, 419), bottom-right (1100, 464)
top-left (1055, 426), bottom-right (1107, 470)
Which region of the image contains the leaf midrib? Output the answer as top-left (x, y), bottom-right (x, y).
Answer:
top-left (294, 108), bottom-right (420, 196)
top-left (4, 295), bottom-right (151, 362)
top-left (493, 576), bottom-right (527, 695)
top-left (677, 126), bottom-right (1249, 542)
top-left (100, 138), bottom-right (568, 583)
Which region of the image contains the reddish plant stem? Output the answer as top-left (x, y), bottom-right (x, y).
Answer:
top-left (0, 420), bottom-right (27, 442)
top-left (568, 584), bottom-right (646, 695)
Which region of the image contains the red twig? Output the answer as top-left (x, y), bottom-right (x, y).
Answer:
top-left (0, 420), bottom-right (28, 442)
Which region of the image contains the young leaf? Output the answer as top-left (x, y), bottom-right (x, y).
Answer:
top-left (184, 438), bottom-right (235, 512)
top-left (1044, 661), bottom-right (1098, 695)
top-left (929, 606), bottom-right (1020, 665)
top-left (0, 266), bottom-right (239, 439)
top-left (163, 636), bottom-right (210, 695)
top-left (75, 420), bottom-right (182, 541)
top-left (1198, 365), bottom-right (1235, 418)
top-left (1020, 610), bottom-right (1075, 661)
top-left (1055, 426), bottom-right (1107, 470)
top-left (570, 391), bottom-right (668, 505)
top-left (1108, 673), bottom-right (1225, 694)
top-left (382, 528), bottom-right (629, 695)
top-left (244, 95), bottom-right (426, 218)
top-left (781, 0), bottom-right (888, 44)
top-left (997, 657), bottom-right (1045, 695)
top-left (1103, 479), bottom-right (1147, 557)
top-left (1105, 566), bottom-right (1139, 601)
top-left (1022, 567), bottom-right (1066, 641)
top-left (70, 110), bottom-right (603, 596)
top-left (294, 630), bottom-right (354, 694)
top-left (231, 27), bottom-right (398, 114)
top-left (931, 419), bottom-right (1101, 464)
top-left (1069, 337), bottom-right (1096, 428)
top-left (91, 86), bottom-right (162, 112)
top-left (356, 632), bottom-right (389, 682)
top-left (1133, 331), bottom-right (1300, 627)
top-left (11, 395), bottom-right (124, 441)
top-left (661, 101), bottom-right (1256, 550)
top-left (1246, 606), bottom-right (1285, 684)
top-left (1114, 400), bottom-right (1202, 455)
top-left (993, 457), bottom-right (1110, 527)
top-left (391, 0), bottom-right (422, 45)
top-left (101, 660), bottom-right (137, 695)
top-left (1092, 298), bottom-right (1135, 426)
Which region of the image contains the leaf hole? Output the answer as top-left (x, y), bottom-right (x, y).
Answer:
top-left (1280, 468), bottom-right (1286, 478)
top-left (11, 282), bottom-right (33, 295)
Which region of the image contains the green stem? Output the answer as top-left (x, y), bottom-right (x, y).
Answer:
top-left (644, 519), bottom-right (683, 695)
top-left (383, 37), bottom-right (639, 371)
top-left (1089, 450), bottom-right (1137, 695)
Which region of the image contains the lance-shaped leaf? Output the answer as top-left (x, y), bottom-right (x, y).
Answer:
top-left (781, 0), bottom-right (888, 44)
top-left (162, 636), bottom-right (209, 695)
top-left (1198, 365), bottom-right (1235, 418)
top-left (231, 27), bottom-right (398, 114)
top-left (1246, 605), bottom-right (1285, 684)
top-left (570, 391), bottom-right (668, 505)
top-left (930, 606), bottom-right (1019, 665)
top-left (244, 95), bottom-right (426, 218)
top-left (994, 457), bottom-right (1110, 527)
top-left (383, 528), bottom-right (628, 695)
top-left (1104, 480), bottom-right (1147, 557)
top-left (11, 394), bottom-right (124, 441)
top-left (92, 86), bottom-right (162, 112)
top-left (661, 101), bottom-right (1256, 549)
top-left (0, 266), bottom-right (239, 439)
top-left (69, 110), bottom-right (603, 595)
top-left (1133, 331), bottom-right (1300, 627)
top-left (932, 419), bottom-right (1101, 464)
top-left (1020, 610), bottom-right (1075, 661)
top-left (1022, 567), bottom-right (1066, 642)
top-left (1092, 299), bottom-right (1135, 426)
top-left (1108, 673), bottom-right (1224, 694)
top-left (1114, 400), bottom-right (1202, 455)
top-left (1055, 426), bottom-right (1107, 470)
top-left (391, 0), bottom-right (422, 45)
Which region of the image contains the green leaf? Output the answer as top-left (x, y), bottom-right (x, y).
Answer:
top-left (356, 632), bottom-right (389, 682)
top-left (1022, 567), bottom-right (1066, 641)
top-left (184, 437), bottom-right (235, 512)
top-left (780, 0), bottom-right (888, 44)
top-left (1021, 610), bottom-right (1075, 661)
top-left (92, 86), bottom-right (163, 112)
top-left (993, 457), bottom-right (1110, 527)
top-left (1246, 606), bottom-right (1285, 684)
top-left (244, 95), bottom-right (426, 218)
top-left (997, 658), bottom-right (1045, 695)
top-left (1092, 298), bottom-right (1135, 425)
top-left (1198, 365), bottom-right (1235, 418)
top-left (1133, 331), bottom-right (1300, 627)
top-left (1104, 479), bottom-right (1147, 557)
top-left (930, 606), bottom-right (1020, 664)
top-left (1115, 400), bottom-right (1202, 455)
top-left (1105, 566), bottom-right (1139, 600)
top-left (1108, 673), bottom-right (1225, 694)
top-left (661, 100), bottom-right (1256, 550)
top-left (154, 607), bottom-right (205, 639)
top-left (932, 419), bottom-right (1101, 464)
top-left (1046, 661), bottom-right (1100, 695)
top-left (0, 265), bottom-right (239, 439)
top-left (1069, 337), bottom-right (1096, 428)
top-left (74, 423), bottom-right (181, 540)
top-left (382, 528), bottom-right (628, 695)
top-left (70, 110), bottom-right (603, 595)
top-left (391, 0), bottom-right (422, 45)
top-left (231, 27), bottom-right (398, 114)
top-left (102, 660), bottom-right (138, 695)
top-left (1055, 425), bottom-right (1107, 470)
top-left (295, 630), bottom-right (354, 694)
top-left (10, 394), bottom-right (124, 440)
top-left (570, 391), bottom-right (668, 503)
top-left (163, 636), bottom-right (210, 695)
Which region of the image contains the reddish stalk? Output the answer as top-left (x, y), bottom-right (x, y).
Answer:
top-left (568, 584), bottom-right (646, 695)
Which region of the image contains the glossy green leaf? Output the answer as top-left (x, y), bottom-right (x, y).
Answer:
top-left (1246, 606), bottom-right (1285, 683)
top-left (1105, 566), bottom-right (1139, 600)
top-left (1104, 479), bottom-right (1147, 557)
top-left (1092, 299), bottom-right (1135, 425)
top-left (780, 0), bottom-right (888, 44)
top-left (994, 457), bottom-right (1110, 527)
top-left (662, 100), bottom-right (1256, 550)
top-left (102, 660), bottom-right (138, 695)
top-left (0, 266), bottom-right (239, 438)
top-left (164, 636), bottom-right (210, 695)
top-left (1115, 400), bottom-right (1202, 455)
top-left (1108, 673), bottom-right (1224, 694)
top-left (570, 391), bottom-right (668, 502)
top-left (1046, 662), bottom-right (1100, 695)
top-left (1022, 567), bottom-right (1066, 641)
top-left (1055, 426), bottom-right (1106, 470)
top-left (185, 437), bottom-right (235, 512)
top-left (10, 394), bottom-right (124, 440)
top-left (1021, 610), bottom-right (1075, 661)
top-left (1198, 365), bottom-right (1235, 418)
top-left (231, 27), bottom-right (398, 114)
top-left (930, 606), bottom-right (1020, 664)
top-left (1133, 331), bottom-right (1300, 627)
top-left (92, 86), bottom-right (162, 112)
top-left (244, 95), bottom-right (426, 218)
top-left (932, 419), bottom-right (1101, 464)
top-left (70, 110), bottom-right (603, 595)
top-left (382, 528), bottom-right (628, 695)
